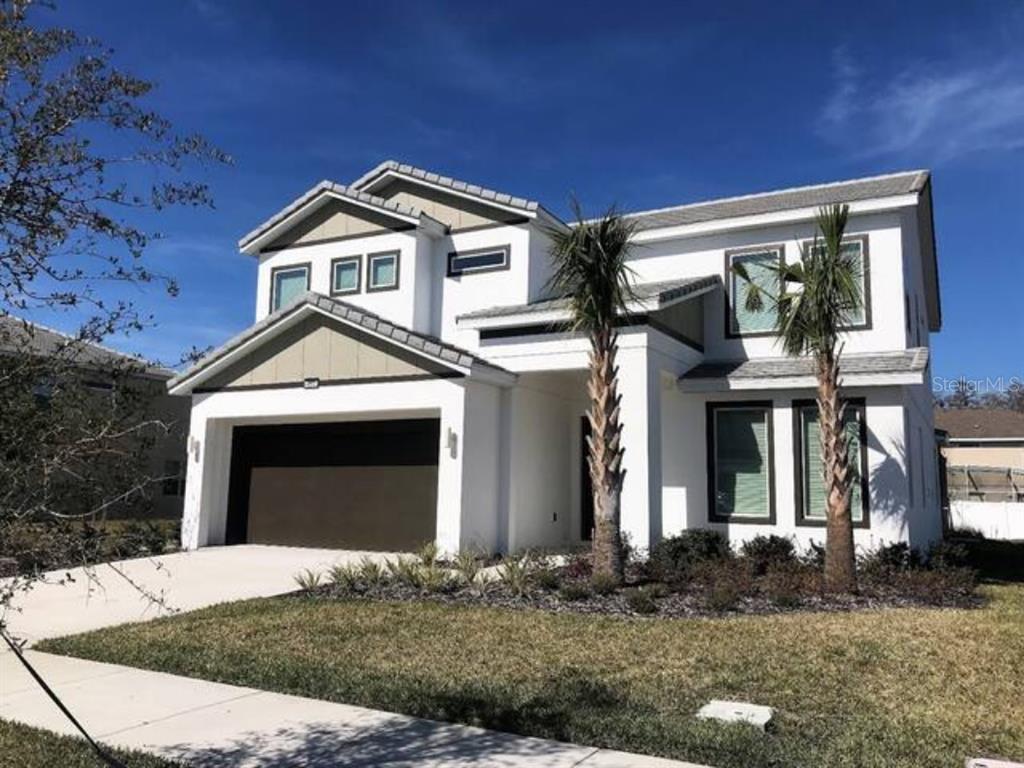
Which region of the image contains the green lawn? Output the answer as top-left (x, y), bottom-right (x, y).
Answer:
top-left (37, 583), bottom-right (1024, 768)
top-left (0, 719), bottom-right (182, 768)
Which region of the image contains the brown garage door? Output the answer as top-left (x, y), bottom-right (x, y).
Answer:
top-left (225, 419), bottom-right (439, 551)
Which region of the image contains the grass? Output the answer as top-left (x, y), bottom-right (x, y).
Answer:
top-left (0, 719), bottom-right (182, 767)
top-left (37, 581), bottom-right (1024, 768)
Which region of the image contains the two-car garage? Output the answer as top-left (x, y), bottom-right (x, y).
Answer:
top-left (225, 418), bottom-right (440, 551)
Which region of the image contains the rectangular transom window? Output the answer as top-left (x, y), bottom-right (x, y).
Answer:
top-left (794, 400), bottom-right (869, 526)
top-left (707, 402), bottom-right (775, 522)
top-left (447, 245), bottom-right (510, 276)
top-left (727, 246), bottom-right (783, 336)
top-left (331, 256), bottom-right (361, 296)
top-left (367, 251), bottom-right (399, 291)
top-left (804, 236), bottom-right (870, 328)
top-left (271, 265), bottom-right (309, 312)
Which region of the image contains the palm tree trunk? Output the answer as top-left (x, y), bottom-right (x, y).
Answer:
top-left (587, 325), bottom-right (625, 582)
top-left (817, 349), bottom-right (857, 593)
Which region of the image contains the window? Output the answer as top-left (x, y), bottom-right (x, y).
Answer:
top-left (706, 402), bottom-right (775, 522)
top-left (162, 459), bottom-right (185, 497)
top-left (727, 246), bottom-right (783, 336)
top-left (331, 256), bottom-right (361, 296)
top-left (367, 251), bottom-right (399, 291)
top-left (270, 264), bottom-right (310, 312)
top-left (804, 235), bottom-right (870, 328)
top-left (794, 400), bottom-right (869, 526)
top-left (448, 245), bottom-right (510, 276)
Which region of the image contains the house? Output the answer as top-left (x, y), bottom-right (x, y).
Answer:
top-left (0, 315), bottom-right (190, 520)
top-left (169, 162), bottom-right (943, 555)
top-left (935, 407), bottom-right (1024, 509)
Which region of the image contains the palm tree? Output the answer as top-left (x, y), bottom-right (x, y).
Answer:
top-left (734, 204), bottom-right (863, 592)
top-left (547, 201), bottom-right (638, 583)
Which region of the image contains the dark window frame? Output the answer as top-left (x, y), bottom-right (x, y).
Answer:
top-left (330, 255), bottom-right (363, 297)
top-left (366, 250), bottom-right (400, 293)
top-left (792, 397), bottom-right (871, 528)
top-left (799, 234), bottom-right (872, 331)
top-left (269, 262), bottom-right (311, 313)
top-left (724, 245), bottom-right (785, 339)
top-left (447, 244), bottom-right (511, 277)
top-left (705, 400), bottom-right (777, 524)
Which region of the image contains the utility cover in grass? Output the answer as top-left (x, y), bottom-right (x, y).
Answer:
top-left (696, 700), bottom-right (773, 731)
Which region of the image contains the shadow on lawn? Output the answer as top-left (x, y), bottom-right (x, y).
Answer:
top-left (156, 671), bottom-right (641, 767)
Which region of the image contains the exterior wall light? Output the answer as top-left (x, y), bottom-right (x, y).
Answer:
top-left (303, 377), bottom-right (320, 390)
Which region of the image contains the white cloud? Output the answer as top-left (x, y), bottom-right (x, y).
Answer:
top-left (818, 49), bottom-right (1024, 162)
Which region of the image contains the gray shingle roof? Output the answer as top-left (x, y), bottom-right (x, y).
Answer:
top-left (0, 315), bottom-right (173, 379)
top-left (238, 180), bottom-right (445, 251)
top-left (168, 292), bottom-right (512, 392)
top-left (681, 348), bottom-right (929, 381)
top-left (625, 171), bottom-right (930, 232)
top-left (457, 275), bottom-right (719, 322)
top-left (350, 160), bottom-right (541, 213)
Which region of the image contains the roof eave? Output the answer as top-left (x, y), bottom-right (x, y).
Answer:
top-left (678, 370), bottom-right (926, 393)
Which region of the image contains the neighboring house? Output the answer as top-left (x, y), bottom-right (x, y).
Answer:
top-left (170, 162), bottom-right (943, 555)
top-left (0, 316), bottom-right (189, 520)
top-left (935, 407), bottom-right (1024, 509)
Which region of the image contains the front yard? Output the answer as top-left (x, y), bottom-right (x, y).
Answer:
top-left (0, 719), bottom-right (181, 768)
top-left (38, 582), bottom-right (1024, 768)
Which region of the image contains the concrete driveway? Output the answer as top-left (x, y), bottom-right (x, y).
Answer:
top-left (2, 545), bottom-right (395, 644)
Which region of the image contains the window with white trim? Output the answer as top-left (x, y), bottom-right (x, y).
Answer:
top-left (367, 251), bottom-right (399, 291)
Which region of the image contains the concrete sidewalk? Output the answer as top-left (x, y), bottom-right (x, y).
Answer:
top-left (1, 650), bottom-right (705, 767)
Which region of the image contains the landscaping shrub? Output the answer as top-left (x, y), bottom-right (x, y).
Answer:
top-left (453, 550), bottom-right (481, 588)
top-left (293, 568), bottom-right (322, 591)
top-left (948, 527), bottom-right (986, 540)
top-left (358, 557), bottom-right (386, 587)
top-left (532, 568), bottom-right (561, 591)
top-left (329, 562), bottom-right (361, 592)
top-left (927, 539), bottom-right (970, 571)
top-left (590, 571), bottom-right (619, 596)
top-left (563, 550), bottom-right (592, 580)
top-left (420, 564), bottom-right (455, 594)
top-left (649, 530), bottom-right (730, 584)
top-left (623, 587), bottom-right (659, 615)
top-left (497, 553), bottom-right (532, 597)
top-left (558, 581), bottom-right (591, 601)
top-left (693, 559), bottom-right (751, 612)
top-left (418, 540), bottom-right (440, 567)
top-left (387, 558), bottom-right (426, 589)
top-left (761, 562), bottom-right (820, 607)
top-left (800, 541), bottom-right (827, 569)
top-left (887, 567), bottom-right (978, 605)
top-left (740, 535), bottom-right (797, 576)
top-left (859, 542), bottom-right (923, 578)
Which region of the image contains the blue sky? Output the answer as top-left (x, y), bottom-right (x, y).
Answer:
top-left (44, 0), bottom-right (1024, 388)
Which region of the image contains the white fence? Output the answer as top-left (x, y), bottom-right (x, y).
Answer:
top-left (950, 500), bottom-right (1024, 541)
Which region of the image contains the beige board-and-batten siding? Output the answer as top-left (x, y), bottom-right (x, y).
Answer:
top-left (265, 198), bottom-right (411, 251)
top-left (202, 313), bottom-right (450, 390)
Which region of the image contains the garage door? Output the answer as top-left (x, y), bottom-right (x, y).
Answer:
top-left (225, 419), bottom-right (439, 551)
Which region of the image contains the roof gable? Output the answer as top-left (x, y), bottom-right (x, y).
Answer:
top-left (168, 293), bottom-right (514, 395)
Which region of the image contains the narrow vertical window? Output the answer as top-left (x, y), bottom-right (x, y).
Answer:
top-left (794, 401), bottom-right (869, 526)
top-left (805, 235), bottom-right (870, 328)
top-left (707, 402), bottom-right (774, 522)
top-left (727, 247), bottom-right (783, 336)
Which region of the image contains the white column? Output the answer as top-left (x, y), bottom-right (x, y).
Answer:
top-left (616, 341), bottom-right (661, 554)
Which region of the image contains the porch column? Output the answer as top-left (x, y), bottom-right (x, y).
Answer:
top-left (616, 342), bottom-right (662, 554)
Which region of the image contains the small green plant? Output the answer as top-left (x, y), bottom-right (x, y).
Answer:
top-left (420, 563), bottom-right (455, 594)
top-left (328, 562), bottom-right (361, 592)
top-left (590, 571), bottom-right (619, 596)
top-left (293, 568), bottom-right (322, 591)
top-left (533, 568), bottom-right (561, 591)
top-left (498, 552), bottom-right (533, 597)
top-left (387, 557), bottom-right (426, 589)
top-left (643, 581), bottom-right (670, 599)
top-left (558, 581), bottom-right (591, 601)
top-left (649, 530), bottom-right (731, 584)
top-left (418, 540), bottom-right (440, 567)
top-left (741, 535), bottom-right (797, 576)
top-left (358, 557), bottom-right (386, 587)
top-left (453, 550), bottom-right (482, 588)
top-left (623, 587), bottom-right (658, 614)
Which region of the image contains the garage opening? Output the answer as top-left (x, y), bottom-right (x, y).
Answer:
top-left (225, 418), bottom-right (439, 551)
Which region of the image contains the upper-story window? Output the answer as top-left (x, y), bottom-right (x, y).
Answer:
top-left (803, 235), bottom-right (870, 329)
top-left (270, 264), bottom-right (310, 312)
top-left (367, 251), bottom-right (399, 292)
top-left (447, 245), bottom-right (510, 277)
top-left (726, 245), bottom-right (784, 337)
top-left (331, 256), bottom-right (361, 296)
